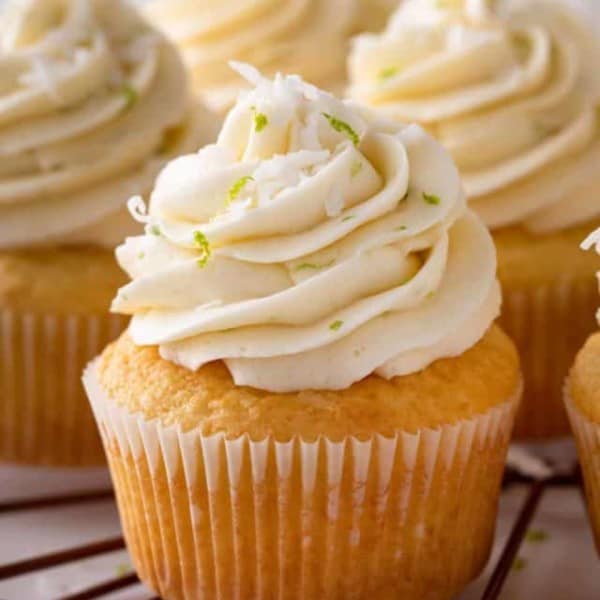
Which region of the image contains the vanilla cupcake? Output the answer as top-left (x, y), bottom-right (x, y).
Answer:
top-left (348, 0), bottom-right (600, 438)
top-left (84, 65), bottom-right (521, 599)
top-left (0, 0), bottom-right (215, 466)
top-left (566, 229), bottom-right (600, 552)
top-left (144, 0), bottom-right (359, 114)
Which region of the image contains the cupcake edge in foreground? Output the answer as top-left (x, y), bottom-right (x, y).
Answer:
top-left (348, 0), bottom-right (600, 438)
top-left (84, 64), bottom-right (521, 599)
top-left (566, 228), bottom-right (600, 556)
top-left (0, 0), bottom-right (215, 466)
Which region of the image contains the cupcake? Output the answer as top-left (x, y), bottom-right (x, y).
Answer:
top-left (348, 0), bottom-right (600, 438)
top-left (144, 0), bottom-right (359, 114)
top-left (0, 0), bottom-right (215, 466)
top-left (84, 64), bottom-right (521, 599)
top-left (566, 228), bottom-right (600, 552)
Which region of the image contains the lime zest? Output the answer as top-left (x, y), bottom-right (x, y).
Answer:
top-left (351, 161), bottom-right (363, 177)
top-left (378, 66), bottom-right (399, 81)
top-left (121, 83), bottom-right (138, 109)
top-left (422, 191), bottom-right (441, 205)
top-left (322, 113), bottom-right (360, 146)
top-left (342, 215), bottom-right (356, 222)
top-left (329, 320), bottom-right (344, 331)
top-left (227, 175), bottom-right (254, 205)
top-left (512, 557), bottom-right (527, 572)
top-left (295, 260), bottom-right (334, 272)
top-left (150, 224), bottom-right (161, 236)
top-left (193, 230), bottom-right (211, 267)
top-left (251, 106), bottom-right (269, 132)
top-left (394, 225), bottom-right (407, 231)
top-left (525, 529), bottom-right (549, 544)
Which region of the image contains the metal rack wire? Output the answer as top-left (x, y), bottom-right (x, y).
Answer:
top-left (0, 466), bottom-right (584, 600)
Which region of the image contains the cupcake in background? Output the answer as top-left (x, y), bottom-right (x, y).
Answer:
top-left (566, 228), bottom-right (600, 555)
top-left (144, 0), bottom-right (359, 114)
top-left (0, 0), bottom-right (215, 466)
top-left (348, 0), bottom-right (600, 439)
top-left (84, 64), bottom-right (521, 599)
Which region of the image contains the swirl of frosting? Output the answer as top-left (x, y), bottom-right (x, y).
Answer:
top-left (0, 0), bottom-right (215, 250)
top-left (348, 0), bottom-right (600, 233)
top-left (144, 0), bottom-right (358, 114)
top-left (111, 63), bottom-right (500, 392)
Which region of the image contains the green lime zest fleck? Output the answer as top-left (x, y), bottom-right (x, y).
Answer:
top-left (378, 66), bottom-right (399, 81)
top-left (295, 260), bottom-right (334, 272)
top-left (394, 225), bottom-right (407, 231)
top-left (426, 291), bottom-right (436, 298)
top-left (193, 230), bottom-right (211, 267)
top-left (251, 106), bottom-right (269, 132)
top-left (322, 113), bottom-right (360, 146)
top-left (150, 224), bottom-right (161, 236)
top-left (342, 215), bottom-right (356, 222)
top-left (422, 191), bottom-right (441, 205)
top-left (351, 161), bottom-right (363, 177)
top-left (121, 83), bottom-right (138, 109)
top-left (526, 529), bottom-right (549, 544)
top-left (137, 252), bottom-right (145, 260)
top-left (227, 175), bottom-right (254, 205)
top-left (115, 563), bottom-right (131, 577)
top-left (329, 320), bottom-right (344, 331)
top-left (512, 557), bottom-right (527, 572)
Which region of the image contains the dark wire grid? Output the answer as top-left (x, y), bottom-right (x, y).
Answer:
top-left (0, 468), bottom-right (584, 600)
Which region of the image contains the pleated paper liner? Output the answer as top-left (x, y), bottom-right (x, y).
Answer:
top-left (565, 385), bottom-right (600, 554)
top-left (501, 276), bottom-right (597, 439)
top-left (84, 361), bottom-right (520, 600)
top-left (0, 310), bottom-right (128, 466)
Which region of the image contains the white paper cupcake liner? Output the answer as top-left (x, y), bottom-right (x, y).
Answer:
top-left (84, 360), bottom-right (520, 599)
top-left (0, 310), bottom-right (127, 466)
top-left (501, 277), bottom-right (597, 438)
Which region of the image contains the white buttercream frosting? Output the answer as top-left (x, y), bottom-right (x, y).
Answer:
top-left (112, 64), bottom-right (500, 392)
top-left (348, 0), bottom-right (600, 233)
top-left (0, 0), bottom-right (215, 250)
top-left (144, 0), bottom-right (358, 113)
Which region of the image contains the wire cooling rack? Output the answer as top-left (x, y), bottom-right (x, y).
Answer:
top-left (0, 458), bottom-right (593, 600)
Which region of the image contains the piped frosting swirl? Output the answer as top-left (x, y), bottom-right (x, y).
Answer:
top-left (349, 0), bottom-right (600, 233)
top-left (112, 64), bottom-right (500, 392)
top-left (0, 0), bottom-right (215, 249)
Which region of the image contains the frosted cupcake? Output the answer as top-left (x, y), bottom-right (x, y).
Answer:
top-left (84, 64), bottom-right (521, 599)
top-left (0, 0), bottom-right (215, 466)
top-left (566, 228), bottom-right (600, 553)
top-left (144, 0), bottom-right (359, 114)
top-left (348, 0), bottom-right (600, 438)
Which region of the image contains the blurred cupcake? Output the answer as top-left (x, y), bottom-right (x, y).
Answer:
top-left (348, 0), bottom-right (600, 438)
top-left (566, 228), bottom-right (600, 552)
top-left (84, 64), bottom-right (521, 599)
top-left (144, 0), bottom-right (359, 114)
top-left (0, 0), bottom-right (215, 466)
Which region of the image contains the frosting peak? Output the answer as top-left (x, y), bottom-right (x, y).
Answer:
top-left (349, 0), bottom-right (600, 234)
top-left (0, 0), bottom-right (214, 250)
top-left (112, 65), bottom-right (500, 392)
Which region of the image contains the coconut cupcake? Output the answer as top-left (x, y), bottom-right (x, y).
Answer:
top-left (84, 64), bottom-right (521, 599)
top-left (0, 0), bottom-right (215, 466)
top-left (566, 228), bottom-right (600, 553)
top-left (348, 0), bottom-right (600, 438)
top-left (143, 0), bottom-right (360, 114)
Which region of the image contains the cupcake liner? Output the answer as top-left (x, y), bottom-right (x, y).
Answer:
top-left (84, 361), bottom-right (520, 600)
top-left (0, 310), bottom-right (127, 466)
top-left (500, 276), bottom-right (598, 439)
top-left (565, 386), bottom-right (600, 553)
